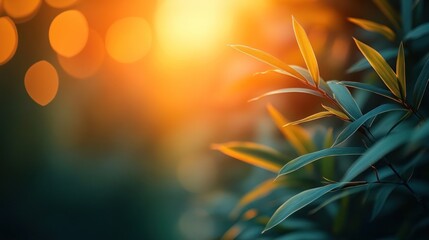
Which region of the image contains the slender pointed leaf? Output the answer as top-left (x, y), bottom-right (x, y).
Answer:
top-left (263, 183), bottom-right (341, 233)
top-left (373, 0), bottom-right (401, 30)
top-left (322, 104), bottom-right (350, 120)
top-left (230, 44), bottom-right (304, 81)
top-left (267, 104), bottom-right (315, 154)
top-left (347, 49), bottom-right (397, 73)
top-left (354, 38), bottom-right (401, 98)
top-left (309, 185), bottom-right (368, 214)
top-left (371, 185), bottom-right (396, 221)
top-left (283, 111), bottom-right (333, 127)
top-left (401, 0), bottom-right (412, 34)
top-left (405, 23), bottom-right (429, 41)
top-left (341, 132), bottom-right (410, 182)
top-left (396, 42), bottom-right (406, 99)
top-left (333, 104), bottom-right (406, 146)
top-left (278, 147), bottom-right (365, 177)
top-left (348, 18), bottom-right (395, 41)
top-left (250, 88), bottom-right (323, 102)
top-left (341, 81), bottom-right (397, 101)
top-left (328, 81), bottom-right (363, 120)
top-left (290, 65), bottom-right (315, 86)
top-left (292, 17), bottom-right (320, 85)
top-left (212, 142), bottom-right (285, 173)
top-left (412, 57), bottom-right (429, 110)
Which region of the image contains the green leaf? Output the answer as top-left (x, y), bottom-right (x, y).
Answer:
top-left (229, 44), bottom-right (304, 81)
top-left (404, 23), bottom-right (429, 41)
top-left (396, 42), bottom-right (406, 99)
top-left (212, 142), bottom-right (285, 173)
top-left (373, 0), bottom-right (401, 30)
top-left (283, 111), bottom-right (333, 127)
top-left (401, 0), bottom-right (412, 34)
top-left (333, 104), bottom-right (406, 146)
top-left (249, 88), bottom-right (323, 102)
top-left (348, 18), bottom-right (395, 41)
top-left (263, 183), bottom-right (341, 233)
top-left (412, 57), bottom-right (429, 110)
top-left (309, 185), bottom-right (368, 214)
top-left (341, 81), bottom-right (397, 101)
top-left (347, 49), bottom-right (397, 73)
top-left (267, 104), bottom-right (315, 154)
top-left (278, 147), bottom-right (365, 177)
top-left (275, 231), bottom-right (331, 240)
top-left (292, 16), bottom-right (320, 85)
top-left (341, 132), bottom-right (410, 182)
top-left (328, 81), bottom-right (363, 120)
top-left (371, 185), bottom-right (396, 221)
top-left (353, 38), bottom-right (401, 98)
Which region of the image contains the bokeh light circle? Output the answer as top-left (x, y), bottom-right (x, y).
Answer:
top-left (3, 0), bottom-right (42, 22)
top-left (49, 10), bottom-right (89, 58)
top-left (25, 60), bottom-right (59, 106)
top-left (0, 16), bottom-right (18, 65)
top-left (58, 29), bottom-right (105, 79)
top-left (45, 0), bottom-right (79, 9)
top-left (105, 17), bottom-right (151, 63)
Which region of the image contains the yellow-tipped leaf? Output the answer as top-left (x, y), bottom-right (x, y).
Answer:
top-left (348, 18), bottom-right (395, 41)
top-left (353, 38), bottom-right (401, 98)
top-left (396, 42), bottom-right (406, 99)
top-left (292, 17), bottom-right (320, 85)
top-left (267, 104), bottom-right (315, 154)
top-left (322, 104), bottom-right (350, 121)
top-left (283, 111), bottom-right (333, 127)
top-left (230, 45), bottom-right (304, 81)
top-left (212, 142), bottom-right (284, 173)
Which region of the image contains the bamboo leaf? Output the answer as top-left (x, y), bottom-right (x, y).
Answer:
top-left (212, 142), bottom-right (285, 173)
top-left (373, 0), bottom-right (401, 30)
top-left (348, 18), bottom-right (396, 41)
top-left (322, 104), bottom-right (350, 120)
top-left (347, 49), bottom-right (397, 73)
top-left (328, 81), bottom-right (363, 120)
top-left (292, 17), bottom-right (320, 85)
top-left (412, 57), bottom-right (429, 110)
top-left (249, 88), bottom-right (323, 102)
top-left (267, 104), bottom-right (315, 154)
top-left (263, 183), bottom-right (341, 233)
top-left (340, 81), bottom-right (397, 101)
top-left (353, 38), bottom-right (401, 98)
top-left (404, 23), bottom-right (429, 41)
top-left (396, 42), bottom-right (406, 99)
top-left (283, 111), bottom-right (333, 127)
top-left (371, 185), bottom-right (396, 221)
top-left (278, 147), bottom-right (365, 177)
top-left (230, 45), bottom-right (304, 81)
top-left (341, 132), bottom-right (410, 182)
top-left (333, 104), bottom-right (406, 146)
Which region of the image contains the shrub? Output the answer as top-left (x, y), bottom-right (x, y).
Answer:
top-left (215, 1), bottom-right (429, 239)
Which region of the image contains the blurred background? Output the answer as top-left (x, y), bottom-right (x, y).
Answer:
top-left (0, 0), bottom-right (378, 239)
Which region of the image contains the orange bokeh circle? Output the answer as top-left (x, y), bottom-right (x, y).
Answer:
top-left (49, 10), bottom-right (89, 57)
top-left (0, 16), bottom-right (18, 65)
top-left (45, 0), bottom-right (79, 9)
top-left (25, 60), bottom-right (59, 106)
top-left (3, 0), bottom-right (42, 23)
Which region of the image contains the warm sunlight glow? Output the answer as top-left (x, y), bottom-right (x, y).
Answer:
top-left (25, 60), bottom-right (59, 106)
top-left (155, 0), bottom-right (232, 60)
top-left (49, 10), bottom-right (89, 58)
top-left (105, 17), bottom-right (151, 63)
top-left (58, 29), bottom-right (104, 79)
top-left (0, 16), bottom-right (18, 65)
top-left (45, 0), bottom-right (79, 9)
top-left (3, 0), bottom-right (42, 22)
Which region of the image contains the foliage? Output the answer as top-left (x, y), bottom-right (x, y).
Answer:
top-left (215, 1), bottom-right (429, 239)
